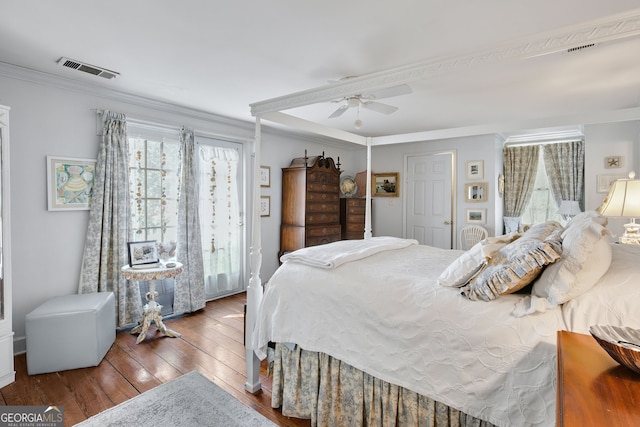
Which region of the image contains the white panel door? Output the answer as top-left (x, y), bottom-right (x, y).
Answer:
top-left (405, 153), bottom-right (453, 249)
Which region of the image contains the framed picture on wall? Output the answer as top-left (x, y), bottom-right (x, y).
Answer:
top-left (597, 174), bottom-right (627, 193)
top-left (466, 160), bottom-right (484, 180)
top-left (372, 172), bottom-right (399, 197)
top-left (466, 208), bottom-right (486, 224)
top-left (465, 182), bottom-right (488, 202)
top-left (47, 156), bottom-right (97, 211)
top-left (260, 166), bottom-right (270, 187)
top-left (260, 196), bottom-right (270, 217)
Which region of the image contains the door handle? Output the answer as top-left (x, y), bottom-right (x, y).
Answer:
top-left (444, 220), bottom-right (453, 225)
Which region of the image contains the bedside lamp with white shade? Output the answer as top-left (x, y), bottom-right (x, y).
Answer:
top-left (597, 171), bottom-right (640, 245)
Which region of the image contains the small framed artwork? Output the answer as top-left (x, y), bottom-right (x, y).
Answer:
top-left (260, 166), bottom-right (270, 187)
top-left (465, 182), bottom-right (488, 202)
top-left (466, 208), bottom-right (486, 224)
top-left (372, 172), bottom-right (399, 197)
top-left (127, 240), bottom-right (159, 267)
top-left (466, 160), bottom-right (484, 180)
top-left (597, 174), bottom-right (627, 193)
top-left (47, 156), bottom-right (97, 211)
top-left (604, 156), bottom-right (622, 169)
top-left (260, 196), bottom-right (270, 217)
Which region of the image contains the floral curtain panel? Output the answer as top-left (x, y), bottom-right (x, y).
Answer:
top-left (198, 144), bottom-right (241, 298)
top-left (543, 140), bottom-right (585, 212)
top-left (174, 127), bottom-right (205, 314)
top-left (502, 145), bottom-right (540, 233)
top-left (79, 111), bottom-right (141, 326)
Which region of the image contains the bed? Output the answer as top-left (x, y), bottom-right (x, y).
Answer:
top-left (252, 213), bottom-right (640, 426)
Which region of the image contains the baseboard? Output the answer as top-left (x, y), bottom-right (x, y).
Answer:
top-left (13, 335), bottom-right (26, 355)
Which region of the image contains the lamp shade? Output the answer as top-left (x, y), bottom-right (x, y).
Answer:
top-left (597, 174), bottom-right (640, 218)
top-left (558, 200), bottom-right (582, 217)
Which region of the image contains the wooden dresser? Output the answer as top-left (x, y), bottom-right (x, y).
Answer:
top-left (557, 330), bottom-right (640, 426)
top-left (279, 155), bottom-right (341, 258)
top-left (340, 197), bottom-right (368, 239)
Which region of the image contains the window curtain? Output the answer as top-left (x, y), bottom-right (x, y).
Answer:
top-left (502, 145), bottom-right (540, 233)
top-left (79, 111), bottom-right (141, 326)
top-left (543, 141), bottom-right (585, 213)
top-left (198, 145), bottom-right (241, 297)
top-left (174, 127), bottom-right (205, 314)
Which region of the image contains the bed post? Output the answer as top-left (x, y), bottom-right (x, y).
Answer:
top-left (245, 116), bottom-right (263, 393)
top-left (364, 137), bottom-right (373, 239)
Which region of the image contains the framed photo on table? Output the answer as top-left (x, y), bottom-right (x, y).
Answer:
top-left (127, 240), bottom-right (159, 267)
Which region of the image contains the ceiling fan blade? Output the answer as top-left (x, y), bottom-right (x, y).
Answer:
top-left (328, 104), bottom-right (349, 118)
top-left (362, 101), bottom-right (398, 115)
top-left (367, 84), bottom-right (412, 100)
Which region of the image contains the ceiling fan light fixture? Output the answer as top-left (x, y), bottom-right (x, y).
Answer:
top-left (354, 118), bottom-right (363, 129)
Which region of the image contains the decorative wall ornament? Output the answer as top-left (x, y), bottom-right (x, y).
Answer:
top-left (604, 156), bottom-right (622, 169)
top-left (47, 156), bottom-right (96, 211)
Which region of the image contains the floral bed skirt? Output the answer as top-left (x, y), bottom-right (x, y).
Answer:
top-left (271, 343), bottom-right (496, 427)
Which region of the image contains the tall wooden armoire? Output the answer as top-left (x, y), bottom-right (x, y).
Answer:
top-left (279, 154), bottom-right (341, 258)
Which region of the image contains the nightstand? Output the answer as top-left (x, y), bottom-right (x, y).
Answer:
top-left (557, 330), bottom-right (640, 426)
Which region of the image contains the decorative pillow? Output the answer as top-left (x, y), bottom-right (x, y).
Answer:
top-left (437, 232), bottom-right (520, 288)
top-left (512, 214), bottom-right (612, 317)
top-left (562, 243), bottom-right (640, 334)
top-left (460, 221), bottom-right (563, 301)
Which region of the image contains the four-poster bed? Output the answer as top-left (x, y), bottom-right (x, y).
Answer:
top-left (243, 11), bottom-right (640, 426)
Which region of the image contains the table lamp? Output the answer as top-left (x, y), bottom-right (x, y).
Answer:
top-left (597, 171), bottom-right (640, 244)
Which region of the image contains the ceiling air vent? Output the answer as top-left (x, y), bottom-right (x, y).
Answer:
top-left (57, 57), bottom-right (120, 80)
top-left (567, 43), bottom-right (596, 53)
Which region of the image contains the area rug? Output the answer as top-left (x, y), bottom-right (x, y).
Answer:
top-left (74, 371), bottom-right (277, 427)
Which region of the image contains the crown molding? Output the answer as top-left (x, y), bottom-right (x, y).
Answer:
top-left (250, 8), bottom-right (640, 117)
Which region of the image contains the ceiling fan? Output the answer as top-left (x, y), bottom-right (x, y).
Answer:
top-left (328, 83), bottom-right (413, 119)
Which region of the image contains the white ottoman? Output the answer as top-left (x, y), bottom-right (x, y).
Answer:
top-left (25, 292), bottom-right (116, 375)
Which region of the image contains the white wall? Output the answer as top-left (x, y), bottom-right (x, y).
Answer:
top-left (0, 72), bottom-right (356, 353)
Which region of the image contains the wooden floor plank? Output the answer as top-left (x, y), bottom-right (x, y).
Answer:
top-left (0, 293), bottom-right (309, 426)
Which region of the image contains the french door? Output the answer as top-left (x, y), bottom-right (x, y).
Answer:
top-left (197, 136), bottom-right (244, 300)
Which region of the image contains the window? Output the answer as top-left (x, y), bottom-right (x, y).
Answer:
top-left (520, 150), bottom-right (562, 227)
top-left (129, 136), bottom-right (180, 243)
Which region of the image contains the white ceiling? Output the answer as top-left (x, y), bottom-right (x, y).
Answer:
top-left (2, 1), bottom-right (640, 139)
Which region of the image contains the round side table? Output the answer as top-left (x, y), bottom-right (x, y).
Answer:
top-left (121, 262), bottom-right (183, 344)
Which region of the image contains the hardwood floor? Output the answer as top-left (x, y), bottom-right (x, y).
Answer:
top-left (0, 292), bottom-right (310, 427)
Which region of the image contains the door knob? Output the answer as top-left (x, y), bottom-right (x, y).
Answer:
top-left (444, 220), bottom-right (453, 225)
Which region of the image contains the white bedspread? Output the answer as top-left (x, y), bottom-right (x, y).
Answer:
top-left (254, 243), bottom-right (567, 427)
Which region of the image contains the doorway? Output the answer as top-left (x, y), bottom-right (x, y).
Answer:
top-left (404, 152), bottom-right (454, 249)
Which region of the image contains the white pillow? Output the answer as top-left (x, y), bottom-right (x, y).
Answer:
top-left (512, 216), bottom-right (613, 317)
top-left (437, 232), bottom-right (519, 288)
top-left (562, 243), bottom-right (640, 334)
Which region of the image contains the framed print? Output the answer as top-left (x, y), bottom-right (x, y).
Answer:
top-left (466, 208), bottom-right (486, 224)
top-left (47, 156), bottom-right (97, 211)
top-left (466, 160), bottom-right (484, 180)
top-left (372, 172), bottom-right (399, 197)
top-left (127, 240), bottom-right (159, 267)
top-left (597, 174), bottom-right (627, 193)
top-left (260, 195), bottom-right (270, 217)
top-left (604, 156), bottom-right (622, 169)
top-left (260, 166), bottom-right (270, 187)
top-left (465, 182), bottom-right (488, 202)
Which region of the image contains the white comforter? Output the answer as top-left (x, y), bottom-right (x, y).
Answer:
top-left (253, 242), bottom-right (567, 427)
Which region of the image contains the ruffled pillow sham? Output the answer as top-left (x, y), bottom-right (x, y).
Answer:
top-left (460, 221), bottom-right (563, 302)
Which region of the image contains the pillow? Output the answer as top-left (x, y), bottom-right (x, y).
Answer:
top-left (460, 221), bottom-right (563, 301)
top-left (512, 214), bottom-right (613, 317)
top-left (437, 232), bottom-right (520, 287)
top-left (562, 243), bottom-right (640, 334)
